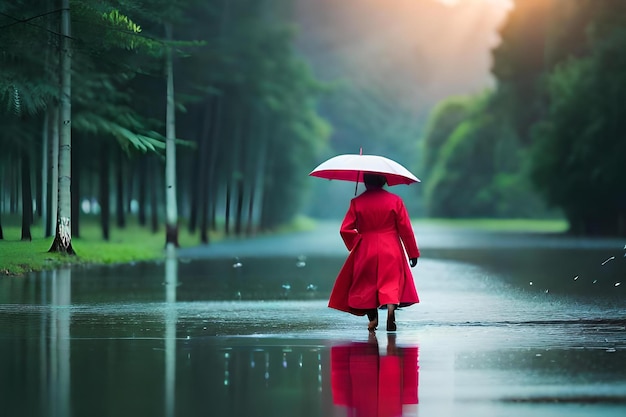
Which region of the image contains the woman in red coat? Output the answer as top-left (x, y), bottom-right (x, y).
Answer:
top-left (328, 173), bottom-right (420, 332)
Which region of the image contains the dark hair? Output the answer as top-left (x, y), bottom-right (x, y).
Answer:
top-left (363, 173), bottom-right (387, 188)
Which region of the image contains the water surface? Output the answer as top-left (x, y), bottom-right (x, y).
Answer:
top-left (1, 223), bottom-right (625, 417)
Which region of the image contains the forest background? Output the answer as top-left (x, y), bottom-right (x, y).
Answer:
top-left (1, 0), bottom-right (625, 272)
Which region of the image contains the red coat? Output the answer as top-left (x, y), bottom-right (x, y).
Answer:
top-left (328, 188), bottom-right (420, 316)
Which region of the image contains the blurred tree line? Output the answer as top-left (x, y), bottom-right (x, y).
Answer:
top-left (0, 0), bottom-right (330, 250)
top-left (422, 0), bottom-right (626, 236)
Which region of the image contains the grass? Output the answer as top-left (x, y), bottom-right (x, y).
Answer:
top-left (0, 214), bottom-right (319, 276)
top-left (0, 214), bottom-right (568, 276)
top-left (0, 215), bottom-right (211, 276)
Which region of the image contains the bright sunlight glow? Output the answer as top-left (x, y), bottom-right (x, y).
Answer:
top-left (435, 0), bottom-right (513, 9)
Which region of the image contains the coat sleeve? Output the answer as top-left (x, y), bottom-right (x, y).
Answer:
top-left (340, 199), bottom-right (360, 251)
top-left (396, 198), bottom-right (420, 259)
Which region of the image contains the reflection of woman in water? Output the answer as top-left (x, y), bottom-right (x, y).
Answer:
top-left (328, 173), bottom-right (420, 332)
top-left (331, 333), bottom-right (419, 417)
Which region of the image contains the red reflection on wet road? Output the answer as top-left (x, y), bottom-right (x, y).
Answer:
top-left (331, 334), bottom-right (419, 417)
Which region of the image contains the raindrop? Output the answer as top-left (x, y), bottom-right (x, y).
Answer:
top-left (573, 276), bottom-right (579, 281)
top-left (606, 348), bottom-right (617, 353)
top-left (232, 261), bottom-right (243, 268)
top-left (593, 280), bottom-right (598, 284)
top-left (296, 255), bottom-right (307, 268)
top-left (529, 281), bottom-right (533, 286)
top-left (544, 289), bottom-right (549, 294)
top-left (601, 256), bottom-right (615, 266)
top-left (615, 282), bottom-right (622, 287)
top-left (306, 284), bottom-right (318, 291)
top-left (282, 283), bottom-right (291, 291)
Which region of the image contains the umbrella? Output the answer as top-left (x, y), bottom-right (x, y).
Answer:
top-left (309, 153), bottom-right (420, 186)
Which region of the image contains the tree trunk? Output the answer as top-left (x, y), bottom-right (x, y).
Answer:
top-left (100, 142), bottom-right (110, 241)
top-left (10, 165), bottom-right (18, 214)
top-left (41, 111), bottom-right (49, 237)
top-left (126, 161), bottom-right (134, 217)
top-left (49, 0), bottom-right (74, 255)
top-left (0, 169), bottom-right (3, 239)
top-left (164, 22), bottom-right (179, 248)
top-left (116, 148), bottom-right (126, 228)
top-left (246, 109), bottom-right (268, 236)
top-left (138, 156), bottom-right (147, 226)
top-left (234, 112), bottom-right (245, 236)
top-left (71, 138), bottom-right (80, 238)
top-left (225, 99), bottom-right (242, 237)
top-left (42, 0), bottom-right (55, 237)
top-left (21, 149), bottom-right (33, 241)
top-left (35, 135), bottom-right (43, 221)
top-left (47, 104), bottom-right (59, 238)
top-left (224, 184), bottom-right (231, 236)
top-left (150, 158), bottom-right (159, 234)
top-left (259, 124), bottom-right (277, 231)
top-left (187, 106), bottom-right (205, 234)
top-left (235, 180), bottom-right (244, 236)
top-left (198, 98), bottom-right (217, 244)
top-left (200, 97), bottom-right (223, 243)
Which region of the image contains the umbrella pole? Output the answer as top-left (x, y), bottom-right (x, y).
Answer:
top-left (355, 148), bottom-right (362, 195)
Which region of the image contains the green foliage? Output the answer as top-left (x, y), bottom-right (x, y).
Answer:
top-left (421, 95), bottom-right (475, 178)
top-left (0, 0), bottom-right (334, 245)
top-left (425, 105), bottom-right (496, 217)
top-left (488, 12), bottom-right (547, 175)
top-left (423, 92), bottom-right (547, 219)
top-left (263, 106), bottom-right (331, 228)
top-left (102, 8), bottom-right (142, 36)
top-left (0, 1), bottom-right (58, 116)
top-left (447, 0), bottom-right (626, 235)
top-left (74, 113), bottom-right (166, 152)
top-left (169, 1), bottom-right (331, 230)
top-left (97, 7), bottom-right (165, 54)
top-left (531, 22), bottom-right (626, 235)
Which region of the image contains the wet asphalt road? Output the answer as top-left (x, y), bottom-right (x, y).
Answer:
top-left (2, 221), bottom-right (625, 417)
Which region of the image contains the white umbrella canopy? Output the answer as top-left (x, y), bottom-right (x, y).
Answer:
top-left (309, 153), bottom-right (420, 186)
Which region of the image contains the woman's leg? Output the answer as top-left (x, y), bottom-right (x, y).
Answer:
top-left (367, 309), bottom-right (378, 332)
top-left (386, 304), bottom-right (397, 331)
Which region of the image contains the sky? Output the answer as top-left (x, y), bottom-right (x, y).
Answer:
top-left (293, 0), bottom-right (514, 115)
